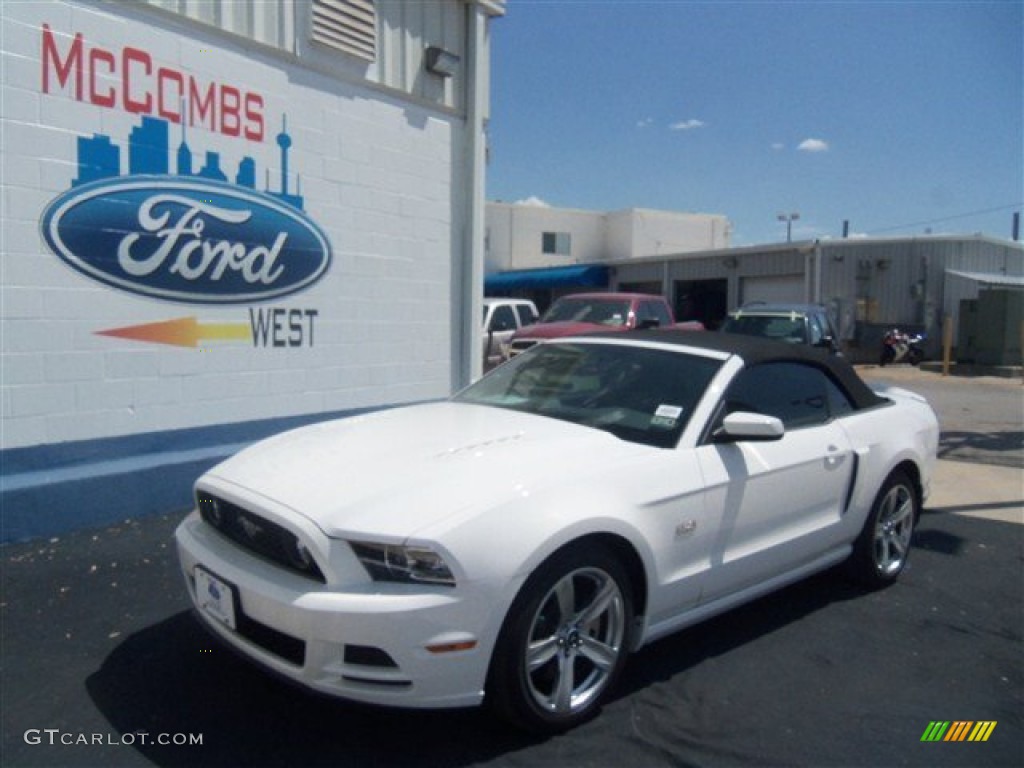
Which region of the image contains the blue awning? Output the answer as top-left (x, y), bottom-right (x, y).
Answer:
top-left (485, 265), bottom-right (610, 291)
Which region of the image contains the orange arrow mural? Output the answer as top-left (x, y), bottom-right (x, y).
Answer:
top-left (96, 316), bottom-right (251, 348)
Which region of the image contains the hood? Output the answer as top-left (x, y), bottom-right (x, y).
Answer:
top-left (511, 320), bottom-right (627, 341)
top-left (204, 402), bottom-right (640, 540)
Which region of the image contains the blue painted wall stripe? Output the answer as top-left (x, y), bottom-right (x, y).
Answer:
top-left (0, 403), bottom-right (407, 543)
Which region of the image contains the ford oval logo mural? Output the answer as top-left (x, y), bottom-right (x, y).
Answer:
top-left (42, 177), bottom-right (332, 304)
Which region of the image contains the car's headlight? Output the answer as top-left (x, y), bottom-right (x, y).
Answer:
top-left (349, 542), bottom-right (456, 587)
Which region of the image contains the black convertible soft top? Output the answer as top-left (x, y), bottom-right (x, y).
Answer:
top-left (582, 329), bottom-right (888, 411)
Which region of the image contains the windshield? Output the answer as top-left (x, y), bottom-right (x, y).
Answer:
top-left (541, 298), bottom-right (632, 326)
top-left (721, 314), bottom-right (809, 344)
top-left (454, 342), bottom-right (722, 448)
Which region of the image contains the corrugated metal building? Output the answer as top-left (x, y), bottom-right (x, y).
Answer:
top-left (608, 235), bottom-right (1023, 362)
top-left (486, 234), bottom-right (1022, 362)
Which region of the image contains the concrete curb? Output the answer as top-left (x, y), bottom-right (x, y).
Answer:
top-left (927, 459), bottom-right (1023, 524)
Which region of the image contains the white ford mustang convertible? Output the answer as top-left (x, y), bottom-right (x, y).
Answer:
top-left (176, 332), bottom-right (939, 731)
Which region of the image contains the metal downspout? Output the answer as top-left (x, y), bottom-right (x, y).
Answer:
top-left (458, 2), bottom-right (488, 388)
top-left (814, 239), bottom-right (823, 304)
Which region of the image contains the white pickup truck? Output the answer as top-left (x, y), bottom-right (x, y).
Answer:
top-left (482, 298), bottom-right (539, 369)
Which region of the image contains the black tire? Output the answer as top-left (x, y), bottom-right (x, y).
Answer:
top-left (486, 543), bottom-right (634, 733)
top-left (879, 347), bottom-right (894, 366)
top-left (909, 348), bottom-right (924, 366)
top-left (847, 470), bottom-right (918, 588)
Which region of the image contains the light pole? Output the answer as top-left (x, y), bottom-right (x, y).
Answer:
top-left (777, 212), bottom-right (800, 243)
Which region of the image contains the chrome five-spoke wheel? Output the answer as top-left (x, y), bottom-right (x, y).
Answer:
top-left (873, 483), bottom-right (914, 577)
top-left (488, 543), bottom-right (634, 732)
top-left (849, 469), bottom-right (919, 588)
top-left (525, 566), bottom-right (626, 715)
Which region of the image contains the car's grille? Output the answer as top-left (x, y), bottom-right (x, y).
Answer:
top-left (196, 491), bottom-right (326, 583)
top-left (508, 339), bottom-right (538, 356)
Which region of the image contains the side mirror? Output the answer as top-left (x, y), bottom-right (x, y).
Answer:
top-left (713, 411), bottom-right (785, 442)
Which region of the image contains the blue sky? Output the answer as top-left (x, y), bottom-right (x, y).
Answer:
top-left (486, 1), bottom-right (1023, 247)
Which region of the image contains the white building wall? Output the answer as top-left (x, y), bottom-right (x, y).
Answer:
top-left (486, 202), bottom-right (731, 273)
top-left (0, 0), bottom-right (503, 540)
top-left (1, 1), bottom-right (467, 451)
top-left (484, 202), bottom-right (607, 271)
top-left (606, 208), bottom-right (731, 258)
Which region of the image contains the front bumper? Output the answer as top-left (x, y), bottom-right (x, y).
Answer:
top-left (175, 512), bottom-right (495, 709)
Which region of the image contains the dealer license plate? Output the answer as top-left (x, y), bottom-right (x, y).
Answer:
top-left (195, 567), bottom-right (237, 631)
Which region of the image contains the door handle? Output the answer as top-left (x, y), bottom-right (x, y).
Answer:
top-left (825, 445), bottom-right (845, 469)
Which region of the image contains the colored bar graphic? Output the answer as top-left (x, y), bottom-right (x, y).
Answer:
top-left (920, 721), bottom-right (996, 742)
top-left (96, 316), bottom-right (251, 348)
top-left (921, 721), bottom-right (949, 742)
top-left (968, 721), bottom-right (997, 742)
top-left (946, 721), bottom-right (973, 741)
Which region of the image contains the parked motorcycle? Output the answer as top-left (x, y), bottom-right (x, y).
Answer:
top-left (880, 329), bottom-right (926, 366)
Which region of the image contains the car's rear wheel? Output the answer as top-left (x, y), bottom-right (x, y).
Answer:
top-left (487, 543), bottom-right (633, 732)
top-left (848, 470), bottom-right (918, 588)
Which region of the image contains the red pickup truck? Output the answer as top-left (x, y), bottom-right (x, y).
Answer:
top-left (504, 292), bottom-right (704, 359)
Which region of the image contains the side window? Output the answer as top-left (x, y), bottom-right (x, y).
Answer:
top-left (825, 376), bottom-right (855, 418)
top-left (515, 304), bottom-right (538, 326)
top-left (820, 312), bottom-right (839, 341)
top-left (647, 301), bottom-right (672, 327)
top-left (807, 314), bottom-right (824, 345)
top-left (635, 301), bottom-right (671, 327)
top-left (488, 305), bottom-right (517, 332)
top-left (723, 362), bottom-right (838, 429)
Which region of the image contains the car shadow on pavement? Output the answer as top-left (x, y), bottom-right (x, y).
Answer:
top-left (939, 430), bottom-right (1024, 468)
top-left (85, 611), bottom-right (538, 767)
top-left (86, 569), bottom-right (875, 768)
top-left (614, 567), bottom-right (868, 699)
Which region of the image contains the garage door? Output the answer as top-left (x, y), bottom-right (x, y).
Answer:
top-left (740, 274), bottom-right (804, 305)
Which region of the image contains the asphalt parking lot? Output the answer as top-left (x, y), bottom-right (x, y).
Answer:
top-left (2, 366), bottom-right (1021, 767)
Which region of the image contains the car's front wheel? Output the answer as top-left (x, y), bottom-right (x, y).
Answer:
top-left (848, 470), bottom-right (918, 588)
top-left (487, 543), bottom-right (634, 732)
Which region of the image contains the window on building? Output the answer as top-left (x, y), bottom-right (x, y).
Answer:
top-left (312, 0), bottom-right (377, 61)
top-left (542, 232), bottom-right (571, 256)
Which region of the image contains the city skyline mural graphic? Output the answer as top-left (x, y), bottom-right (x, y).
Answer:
top-left (73, 114), bottom-right (304, 211)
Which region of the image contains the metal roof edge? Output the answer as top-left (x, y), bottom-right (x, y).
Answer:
top-left (607, 234), bottom-right (1023, 267)
top-left (471, 0), bottom-right (507, 18)
top-left (945, 270), bottom-right (1024, 287)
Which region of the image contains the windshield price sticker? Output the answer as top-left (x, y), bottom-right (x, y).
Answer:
top-left (195, 567), bottom-right (238, 630)
top-left (652, 404), bottom-right (684, 430)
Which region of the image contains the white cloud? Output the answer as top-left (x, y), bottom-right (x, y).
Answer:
top-left (771, 142), bottom-right (785, 151)
top-left (797, 138), bottom-right (830, 153)
top-left (669, 119), bottom-right (705, 132)
top-left (636, 117), bottom-right (654, 129)
top-left (514, 196), bottom-right (550, 207)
